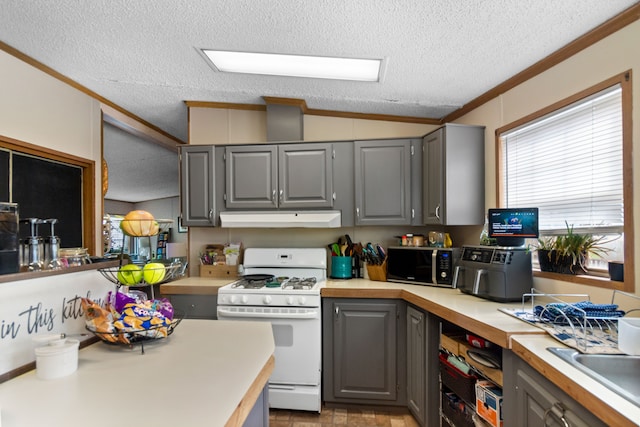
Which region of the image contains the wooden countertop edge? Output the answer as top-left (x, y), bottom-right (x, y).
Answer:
top-left (0, 260), bottom-right (120, 283)
top-left (511, 340), bottom-right (636, 427)
top-left (225, 354), bottom-right (275, 427)
top-left (320, 287), bottom-right (544, 349)
top-left (160, 284), bottom-right (220, 295)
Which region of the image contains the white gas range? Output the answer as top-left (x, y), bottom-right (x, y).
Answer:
top-left (217, 248), bottom-right (326, 413)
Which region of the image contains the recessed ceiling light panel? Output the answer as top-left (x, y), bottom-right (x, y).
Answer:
top-left (201, 50), bottom-right (381, 82)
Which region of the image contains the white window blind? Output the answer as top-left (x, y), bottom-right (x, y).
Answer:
top-left (500, 85), bottom-right (623, 234)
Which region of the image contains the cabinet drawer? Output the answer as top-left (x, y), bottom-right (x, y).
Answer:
top-left (169, 294), bottom-right (217, 319)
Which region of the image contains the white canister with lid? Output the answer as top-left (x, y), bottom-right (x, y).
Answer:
top-left (618, 318), bottom-right (640, 355)
top-left (34, 338), bottom-right (79, 380)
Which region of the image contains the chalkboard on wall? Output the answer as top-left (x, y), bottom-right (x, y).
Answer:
top-left (0, 149), bottom-right (8, 202)
top-left (12, 153), bottom-right (83, 247)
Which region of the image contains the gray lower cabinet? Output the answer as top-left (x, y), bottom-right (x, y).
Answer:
top-left (406, 305), bottom-right (440, 427)
top-left (423, 124), bottom-right (485, 225)
top-left (180, 145), bottom-right (217, 226)
top-left (323, 298), bottom-right (407, 406)
top-left (503, 351), bottom-right (607, 427)
top-left (224, 143), bottom-right (334, 210)
top-left (407, 306), bottom-right (426, 423)
top-left (167, 294), bottom-right (217, 319)
top-left (244, 385), bottom-right (268, 427)
top-left (354, 139), bottom-right (416, 225)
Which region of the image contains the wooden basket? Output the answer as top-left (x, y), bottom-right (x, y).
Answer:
top-left (366, 260), bottom-right (387, 282)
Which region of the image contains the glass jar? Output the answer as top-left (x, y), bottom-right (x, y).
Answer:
top-left (59, 248), bottom-right (91, 267)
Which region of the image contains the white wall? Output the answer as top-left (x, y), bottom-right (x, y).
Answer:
top-left (0, 50), bottom-right (103, 255)
top-left (454, 21), bottom-right (640, 298)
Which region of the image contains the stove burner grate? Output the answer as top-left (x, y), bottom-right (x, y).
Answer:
top-left (282, 277), bottom-right (317, 290)
top-left (231, 279), bottom-right (267, 289)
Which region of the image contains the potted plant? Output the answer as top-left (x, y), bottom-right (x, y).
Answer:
top-left (536, 222), bottom-right (611, 274)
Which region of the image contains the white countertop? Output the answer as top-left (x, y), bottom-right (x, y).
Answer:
top-left (159, 276), bottom-right (640, 426)
top-left (0, 319), bottom-right (274, 427)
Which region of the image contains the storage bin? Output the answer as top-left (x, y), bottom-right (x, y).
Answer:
top-left (366, 259), bottom-right (387, 281)
top-left (442, 391), bottom-right (475, 427)
top-left (439, 352), bottom-right (477, 403)
top-left (475, 380), bottom-right (503, 427)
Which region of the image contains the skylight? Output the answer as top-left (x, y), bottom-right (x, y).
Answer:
top-left (201, 50), bottom-right (381, 82)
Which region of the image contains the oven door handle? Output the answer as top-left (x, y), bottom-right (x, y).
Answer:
top-left (217, 307), bottom-right (319, 319)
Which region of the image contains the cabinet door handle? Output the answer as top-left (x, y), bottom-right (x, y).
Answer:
top-left (208, 209), bottom-right (213, 222)
top-left (356, 207), bottom-right (360, 217)
top-left (543, 403), bottom-right (570, 427)
top-left (279, 189), bottom-right (284, 203)
top-left (271, 189), bottom-right (276, 202)
top-left (435, 204), bottom-right (440, 219)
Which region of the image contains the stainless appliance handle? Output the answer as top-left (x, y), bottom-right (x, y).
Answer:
top-left (473, 269), bottom-right (486, 295)
top-left (452, 266), bottom-right (462, 289)
top-left (431, 249), bottom-right (438, 285)
top-left (217, 307), bottom-right (319, 320)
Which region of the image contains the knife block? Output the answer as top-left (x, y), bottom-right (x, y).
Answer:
top-left (366, 259), bottom-right (387, 282)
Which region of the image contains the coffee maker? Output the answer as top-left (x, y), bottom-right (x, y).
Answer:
top-left (453, 245), bottom-right (533, 302)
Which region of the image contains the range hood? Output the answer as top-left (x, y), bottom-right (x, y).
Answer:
top-left (219, 211), bottom-right (341, 228)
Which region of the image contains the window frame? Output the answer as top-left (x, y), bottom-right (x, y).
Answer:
top-left (495, 71), bottom-right (634, 292)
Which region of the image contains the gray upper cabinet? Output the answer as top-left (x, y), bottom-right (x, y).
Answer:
top-left (279, 143), bottom-right (334, 209)
top-left (423, 124), bottom-right (485, 225)
top-left (225, 143), bottom-right (334, 210)
top-left (180, 145), bottom-right (216, 226)
top-left (354, 139), bottom-right (413, 225)
top-left (225, 145), bottom-right (278, 209)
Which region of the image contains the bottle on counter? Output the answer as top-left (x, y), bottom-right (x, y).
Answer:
top-left (480, 215), bottom-right (491, 245)
top-left (444, 233), bottom-right (453, 248)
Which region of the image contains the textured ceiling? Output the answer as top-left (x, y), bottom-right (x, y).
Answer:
top-left (1, 0), bottom-right (637, 142)
top-left (1, 0), bottom-right (638, 202)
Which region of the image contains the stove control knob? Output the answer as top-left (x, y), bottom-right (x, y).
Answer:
top-left (263, 295), bottom-right (272, 304)
top-left (229, 295), bottom-right (237, 304)
top-left (286, 296), bottom-right (294, 305)
top-left (298, 297), bottom-right (306, 305)
top-left (241, 295), bottom-right (249, 304)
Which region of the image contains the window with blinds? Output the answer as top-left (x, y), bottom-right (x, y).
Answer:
top-left (499, 84), bottom-right (624, 270)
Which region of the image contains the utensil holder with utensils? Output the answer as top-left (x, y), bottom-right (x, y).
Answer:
top-left (331, 256), bottom-right (352, 279)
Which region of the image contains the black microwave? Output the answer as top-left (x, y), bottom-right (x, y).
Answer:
top-left (386, 247), bottom-right (460, 287)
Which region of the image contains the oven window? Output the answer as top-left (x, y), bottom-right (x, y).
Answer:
top-left (272, 324), bottom-right (293, 347)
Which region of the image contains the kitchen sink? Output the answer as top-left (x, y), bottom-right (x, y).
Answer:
top-left (548, 347), bottom-right (640, 406)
